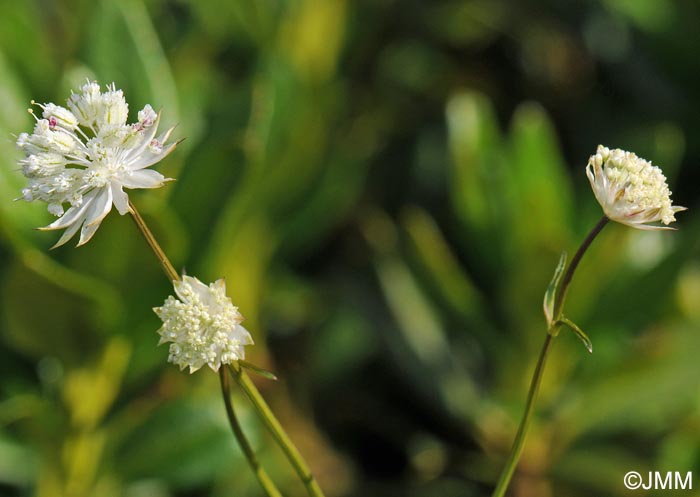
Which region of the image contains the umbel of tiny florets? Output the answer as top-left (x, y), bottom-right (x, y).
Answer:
top-left (16, 81), bottom-right (179, 247)
top-left (154, 275), bottom-right (254, 373)
top-left (586, 145), bottom-right (686, 230)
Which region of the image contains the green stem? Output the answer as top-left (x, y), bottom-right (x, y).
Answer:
top-left (219, 368), bottom-right (284, 497)
top-left (128, 199), bottom-right (180, 282)
top-left (491, 333), bottom-right (553, 497)
top-left (230, 363), bottom-right (326, 497)
top-left (128, 200), bottom-right (287, 497)
top-left (491, 216), bottom-right (609, 497)
top-left (552, 216), bottom-right (608, 319)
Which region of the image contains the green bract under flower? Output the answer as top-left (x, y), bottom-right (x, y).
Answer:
top-left (586, 145), bottom-right (686, 230)
top-left (16, 81), bottom-right (179, 247)
top-left (154, 275), bottom-right (253, 373)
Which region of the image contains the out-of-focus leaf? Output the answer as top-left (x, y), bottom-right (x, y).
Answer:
top-left (0, 3), bottom-right (56, 90)
top-left (2, 262), bottom-right (107, 362)
top-left (378, 41), bottom-right (450, 95)
top-left (603, 0), bottom-right (676, 32)
top-left (0, 49), bottom-right (48, 233)
top-left (61, 430), bottom-right (106, 497)
top-left (363, 210), bottom-right (480, 422)
top-left (402, 205), bottom-right (485, 321)
top-left (446, 91), bottom-right (513, 276)
top-left (115, 396), bottom-right (248, 488)
top-left (278, 0), bottom-right (347, 83)
top-left (553, 446), bottom-right (648, 495)
top-left (0, 434), bottom-right (35, 486)
top-left (312, 308), bottom-right (377, 386)
top-left (509, 101), bottom-right (573, 250)
top-left (446, 91), bottom-right (504, 234)
top-left (204, 214), bottom-right (276, 336)
top-left (62, 337), bottom-right (130, 429)
top-left (115, 0), bottom-right (180, 121)
top-left (425, 0), bottom-right (506, 47)
top-left (555, 325), bottom-right (700, 443)
top-left (586, 240), bottom-right (688, 332)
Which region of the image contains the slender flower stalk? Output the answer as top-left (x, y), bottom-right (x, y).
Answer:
top-left (230, 362), bottom-right (326, 497)
top-left (16, 81), bottom-right (326, 497)
top-left (128, 199), bottom-right (179, 282)
top-left (492, 145), bottom-right (685, 497)
top-left (491, 334), bottom-right (554, 497)
top-left (219, 368), bottom-right (284, 497)
top-left (552, 216), bottom-right (609, 318)
top-left (128, 199), bottom-right (325, 497)
top-left (490, 218), bottom-right (607, 497)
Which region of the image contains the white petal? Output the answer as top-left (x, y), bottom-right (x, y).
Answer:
top-left (85, 187), bottom-right (113, 227)
top-left (236, 324), bottom-right (254, 345)
top-left (124, 112), bottom-right (163, 161)
top-left (127, 141), bottom-right (179, 170)
top-left (120, 169), bottom-right (167, 189)
top-left (111, 183), bottom-right (131, 215)
top-left (77, 219), bottom-right (101, 246)
top-left (50, 217), bottom-right (84, 249)
top-left (39, 192), bottom-right (96, 230)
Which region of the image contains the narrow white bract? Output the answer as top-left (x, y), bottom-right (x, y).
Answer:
top-left (154, 275), bottom-right (253, 373)
top-left (16, 81), bottom-right (179, 247)
top-left (586, 145), bottom-right (686, 230)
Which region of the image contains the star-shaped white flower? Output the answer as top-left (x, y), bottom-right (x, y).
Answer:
top-left (586, 145), bottom-right (686, 230)
top-left (16, 81), bottom-right (179, 247)
top-left (154, 275), bottom-right (254, 373)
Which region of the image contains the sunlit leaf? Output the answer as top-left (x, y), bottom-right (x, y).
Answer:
top-left (543, 251), bottom-right (567, 327)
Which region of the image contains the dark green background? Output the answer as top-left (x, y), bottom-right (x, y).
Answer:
top-left (1, 1), bottom-right (699, 496)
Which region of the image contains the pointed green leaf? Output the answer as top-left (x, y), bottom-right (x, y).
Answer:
top-left (543, 251), bottom-right (567, 326)
top-left (559, 317), bottom-right (593, 354)
top-left (239, 361), bottom-right (278, 381)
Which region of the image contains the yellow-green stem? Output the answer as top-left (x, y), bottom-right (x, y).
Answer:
top-left (128, 199), bottom-right (287, 497)
top-left (229, 363), bottom-right (326, 497)
top-left (128, 199), bottom-right (180, 282)
top-left (491, 217), bottom-right (608, 497)
top-left (219, 368), bottom-right (284, 497)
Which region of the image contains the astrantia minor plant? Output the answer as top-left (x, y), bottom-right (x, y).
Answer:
top-left (491, 145), bottom-right (686, 497)
top-left (16, 81), bottom-right (325, 497)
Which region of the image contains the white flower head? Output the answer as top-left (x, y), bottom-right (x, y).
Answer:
top-left (586, 145), bottom-right (686, 230)
top-left (16, 81), bottom-right (179, 247)
top-left (154, 275), bottom-right (254, 373)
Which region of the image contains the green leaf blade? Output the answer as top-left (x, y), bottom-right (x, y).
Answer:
top-left (544, 251), bottom-right (567, 327)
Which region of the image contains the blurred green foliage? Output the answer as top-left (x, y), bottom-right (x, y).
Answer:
top-left (1, 1), bottom-right (700, 496)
